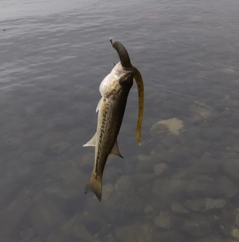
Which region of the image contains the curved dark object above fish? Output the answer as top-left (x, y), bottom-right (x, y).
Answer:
top-left (110, 40), bottom-right (132, 68)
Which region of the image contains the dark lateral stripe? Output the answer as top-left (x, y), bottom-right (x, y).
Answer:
top-left (95, 98), bottom-right (110, 174)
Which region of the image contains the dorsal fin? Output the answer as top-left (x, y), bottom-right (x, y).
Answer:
top-left (96, 98), bottom-right (102, 112)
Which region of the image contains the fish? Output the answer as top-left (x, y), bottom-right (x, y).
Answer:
top-left (83, 40), bottom-right (144, 201)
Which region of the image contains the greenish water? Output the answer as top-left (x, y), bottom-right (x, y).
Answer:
top-left (1, 0), bottom-right (239, 241)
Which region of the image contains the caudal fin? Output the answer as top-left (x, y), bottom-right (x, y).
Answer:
top-left (84, 172), bottom-right (102, 202)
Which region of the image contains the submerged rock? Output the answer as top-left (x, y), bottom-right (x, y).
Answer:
top-left (150, 146), bottom-right (170, 163)
top-left (105, 190), bottom-right (145, 217)
top-left (216, 176), bottom-right (238, 198)
top-left (52, 141), bottom-right (70, 154)
top-left (221, 67), bottom-right (236, 74)
top-left (226, 146), bottom-right (239, 153)
top-left (183, 199), bottom-right (205, 212)
top-left (22, 151), bottom-right (46, 164)
top-left (235, 208), bottom-right (239, 226)
top-left (40, 132), bottom-right (65, 149)
top-left (157, 231), bottom-right (184, 242)
top-left (136, 154), bottom-right (158, 173)
top-left (115, 224), bottom-right (152, 242)
top-left (231, 228), bottom-right (239, 240)
top-left (154, 214), bottom-right (175, 230)
top-left (101, 183), bottom-right (115, 201)
top-left (47, 213), bottom-right (97, 242)
top-left (13, 163), bottom-right (34, 184)
top-left (137, 153), bottom-right (159, 163)
top-left (44, 182), bottom-right (80, 200)
top-left (29, 238), bottom-right (42, 242)
top-left (182, 215), bottom-right (213, 237)
top-left (183, 198), bottom-right (226, 212)
top-left (222, 158), bottom-right (239, 181)
top-left (194, 153), bottom-right (223, 175)
top-left (153, 163), bottom-right (168, 176)
top-left (150, 118), bottom-right (183, 137)
top-left (193, 235), bottom-right (223, 242)
top-left (0, 192), bottom-right (31, 240)
top-left (80, 152), bottom-right (94, 171)
top-left (171, 203), bottom-right (190, 215)
top-left (204, 198), bottom-right (226, 211)
top-left (153, 175), bottom-right (217, 201)
top-left (103, 166), bottom-right (122, 183)
top-left (167, 146), bottom-right (191, 167)
top-left (150, 122), bottom-right (169, 138)
top-left (30, 200), bottom-right (67, 236)
top-left (136, 175), bottom-right (157, 199)
top-left (189, 101), bottom-right (219, 121)
top-left (144, 204), bottom-right (155, 217)
top-left (160, 135), bottom-right (182, 150)
top-left (20, 228), bottom-right (35, 241)
top-left (115, 175), bottom-right (136, 194)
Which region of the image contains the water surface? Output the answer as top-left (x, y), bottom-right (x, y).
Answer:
top-left (1, 0), bottom-right (239, 241)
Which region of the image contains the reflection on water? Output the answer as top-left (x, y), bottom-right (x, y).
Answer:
top-left (1, 0), bottom-right (239, 241)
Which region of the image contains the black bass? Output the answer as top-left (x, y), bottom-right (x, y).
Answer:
top-left (83, 40), bottom-right (144, 201)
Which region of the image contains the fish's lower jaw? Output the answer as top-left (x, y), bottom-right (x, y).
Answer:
top-left (84, 173), bottom-right (102, 202)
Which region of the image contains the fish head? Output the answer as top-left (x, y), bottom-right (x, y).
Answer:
top-left (112, 63), bottom-right (134, 88)
top-left (100, 63), bottom-right (133, 97)
top-left (101, 71), bottom-right (133, 100)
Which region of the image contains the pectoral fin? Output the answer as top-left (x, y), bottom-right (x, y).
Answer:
top-left (83, 133), bottom-right (96, 147)
top-left (111, 140), bottom-right (123, 158)
top-left (133, 68), bottom-right (144, 145)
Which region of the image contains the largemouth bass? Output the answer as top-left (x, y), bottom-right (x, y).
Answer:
top-left (83, 40), bottom-right (144, 201)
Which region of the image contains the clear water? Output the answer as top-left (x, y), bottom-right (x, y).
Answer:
top-left (1, 0), bottom-right (239, 241)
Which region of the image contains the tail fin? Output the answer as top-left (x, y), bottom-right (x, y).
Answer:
top-left (84, 172), bottom-right (102, 202)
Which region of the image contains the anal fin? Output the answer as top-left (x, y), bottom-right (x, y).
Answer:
top-left (111, 140), bottom-right (123, 158)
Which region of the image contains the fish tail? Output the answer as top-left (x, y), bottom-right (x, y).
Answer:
top-left (84, 172), bottom-right (102, 202)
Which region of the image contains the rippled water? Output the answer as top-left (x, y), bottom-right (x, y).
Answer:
top-left (1, 0), bottom-right (239, 241)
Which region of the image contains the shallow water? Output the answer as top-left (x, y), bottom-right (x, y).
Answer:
top-left (1, 0), bottom-right (239, 241)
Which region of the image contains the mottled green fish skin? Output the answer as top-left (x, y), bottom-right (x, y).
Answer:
top-left (84, 41), bottom-right (144, 202)
top-left (84, 70), bottom-right (134, 201)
